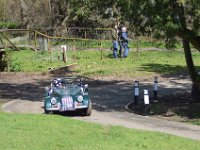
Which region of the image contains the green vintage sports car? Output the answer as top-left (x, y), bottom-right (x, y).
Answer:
top-left (44, 77), bottom-right (92, 116)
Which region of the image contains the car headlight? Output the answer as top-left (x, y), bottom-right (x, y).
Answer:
top-left (50, 97), bottom-right (57, 105)
top-left (77, 95), bottom-right (83, 103)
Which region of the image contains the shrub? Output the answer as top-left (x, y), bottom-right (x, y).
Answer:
top-left (9, 62), bottom-right (21, 72)
top-left (0, 22), bottom-right (19, 29)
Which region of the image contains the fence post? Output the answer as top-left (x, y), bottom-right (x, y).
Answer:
top-left (136, 37), bottom-right (139, 57)
top-left (34, 31), bottom-right (37, 51)
top-left (100, 40), bottom-right (103, 60)
top-left (47, 37), bottom-right (50, 51)
top-left (61, 45), bottom-right (67, 63)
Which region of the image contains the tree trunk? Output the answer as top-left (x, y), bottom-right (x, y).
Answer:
top-left (182, 39), bottom-right (200, 101)
top-left (20, 0), bottom-right (29, 29)
top-left (177, 29), bottom-right (200, 52)
top-left (177, 3), bottom-right (200, 101)
top-left (182, 40), bottom-right (197, 82)
top-left (50, 0), bottom-right (71, 35)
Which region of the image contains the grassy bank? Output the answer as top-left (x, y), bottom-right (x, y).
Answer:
top-left (6, 49), bottom-right (200, 78)
top-left (0, 112), bottom-right (199, 150)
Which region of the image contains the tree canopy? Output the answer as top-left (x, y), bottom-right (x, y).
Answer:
top-left (0, 0), bottom-right (200, 98)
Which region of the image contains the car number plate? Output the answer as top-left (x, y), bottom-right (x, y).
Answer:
top-left (61, 96), bottom-right (74, 111)
top-left (52, 104), bottom-right (58, 108)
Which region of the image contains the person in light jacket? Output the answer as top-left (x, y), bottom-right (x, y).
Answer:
top-left (121, 26), bottom-right (129, 58)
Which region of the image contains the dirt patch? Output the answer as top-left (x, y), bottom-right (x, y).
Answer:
top-left (151, 93), bottom-right (200, 122)
top-left (0, 99), bottom-right (9, 106)
top-left (128, 92), bottom-right (200, 124)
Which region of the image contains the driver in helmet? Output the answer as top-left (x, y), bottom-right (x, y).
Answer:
top-left (53, 79), bottom-right (64, 88)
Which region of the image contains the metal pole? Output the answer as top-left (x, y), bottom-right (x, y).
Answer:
top-left (134, 81), bottom-right (139, 105)
top-left (153, 76), bottom-right (158, 99)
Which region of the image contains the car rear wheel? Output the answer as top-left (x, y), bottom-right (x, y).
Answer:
top-left (84, 102), bottom-right (92, 116)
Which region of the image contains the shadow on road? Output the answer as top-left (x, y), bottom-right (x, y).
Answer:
top-left (0, 73), bottom-right (192, 113)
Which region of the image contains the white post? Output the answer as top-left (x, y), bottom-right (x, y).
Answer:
top-left (61, 45), bottom-right (67, 63)
top-left (144, 89), bottom-right (150, 115)
top-left (144, 89), bottom-right (150, 105)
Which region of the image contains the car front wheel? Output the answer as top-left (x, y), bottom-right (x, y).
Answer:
top-left (84, 102), bottom-right (92, 116)
top-left (44, 109), bottom-right (53, 114)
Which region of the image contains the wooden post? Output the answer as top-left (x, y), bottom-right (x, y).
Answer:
top-left (100, 40), bottom-right (103, 60)
top-left (3, 31), bottom-right (6, 49)
top-left (84, 29), bottom-right (87, 46)
top-left (3, 34), bottom-right (18, 50)
top-left (47, 37), bottom-right (50, 51)
top-left (61, 45), bottom-right (67, 63)
top-left (34, 31), bottom-right (37, 51)
top-left (136, 38), bottom-right (139, 58)
top-left (0, 34), bottom-right (4, 45)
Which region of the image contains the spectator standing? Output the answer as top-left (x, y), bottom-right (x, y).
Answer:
top-left (111, 24), bottom-right (119, 58)
top-left (121, 26), bottom-right (129, 57)
top-left (117, 26), bottom-right (122, 57)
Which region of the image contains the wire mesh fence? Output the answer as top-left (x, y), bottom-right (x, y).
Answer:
top-left (0, 27), bottom-right (160, 63)
top-left (0, 27), bottom-right (136, 51)
top-left (0, 28), bottom-right (116, 65)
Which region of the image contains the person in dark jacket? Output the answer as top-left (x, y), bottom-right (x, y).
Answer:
top-left (111, 24), bottom-right (119, 58)
top-left (121, 26), bottom-right (129, 57)
top-left (117, 25), bottom-right (122, 57)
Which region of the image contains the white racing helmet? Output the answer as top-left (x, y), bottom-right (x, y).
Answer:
top-left (121, 27), bottom-right (127, 32)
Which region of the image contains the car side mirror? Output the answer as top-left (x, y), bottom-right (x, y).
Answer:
top-left (45, 87), bottom-right (52, 96)
top-left (82, 84), bottom-right (88, 93)
top-left (45, 87), bottom-right (49, 92)
top-left (84, 84), bottom-right (88, 89)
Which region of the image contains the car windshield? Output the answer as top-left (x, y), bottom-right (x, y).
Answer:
top-left (53, 85), bottom-right (82, 96)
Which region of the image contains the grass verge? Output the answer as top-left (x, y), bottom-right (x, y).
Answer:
top-left (0, 112), bottom-right (199, 150)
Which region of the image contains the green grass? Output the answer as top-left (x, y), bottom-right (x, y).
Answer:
top-left (74, 50), bottom-right (200, 78)
top-left (6, 49), bottom-right (200, 78)
top-left (0, 21), bottom-right (19, 29)
top-left (7, 50), bottom-right (73, 72)
top-left (0, 112), bottom-right (199, 150)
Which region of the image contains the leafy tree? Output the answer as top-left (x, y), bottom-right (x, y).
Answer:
top-left (94, 0), bottom-right (200, 100)
top-left (0, 0), bottom-right (5, 21)
top-left (2, 0), bottom-right (200, 100)
top-left (125, 0), bottom-right (200, 100)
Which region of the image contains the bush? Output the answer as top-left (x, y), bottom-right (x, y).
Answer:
top-left (9, 62), bottom-right (21, 72)
top-left (0, 22), bottom-right (19, 29)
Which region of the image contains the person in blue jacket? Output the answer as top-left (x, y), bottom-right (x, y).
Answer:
top-left (121, 26), bottom-right (129, 58)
